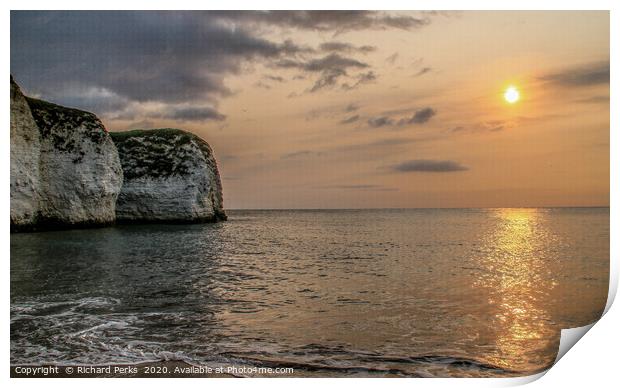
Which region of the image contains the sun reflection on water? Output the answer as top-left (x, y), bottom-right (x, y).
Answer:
top-left (476, 208), bottom-right (558, 372)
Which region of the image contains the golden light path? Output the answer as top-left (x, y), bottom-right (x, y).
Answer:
top-left (475, 209), bottom-right (557, 372)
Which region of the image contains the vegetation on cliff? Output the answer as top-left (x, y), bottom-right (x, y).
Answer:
top-left (110, 128), bottom-right (217, 180)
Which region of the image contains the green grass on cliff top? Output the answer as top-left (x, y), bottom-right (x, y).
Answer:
top-left (111, 128), bottom-right (209, 146)
top-left (110, 128), bottom-right (213, 155)
top-left (110, 128), bottom-right (216, 179)
top-left (110, 128), bottom-right (189, 140)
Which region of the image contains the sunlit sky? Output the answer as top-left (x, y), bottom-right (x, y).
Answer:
top-left (11, 11), bottom-right (609, 208)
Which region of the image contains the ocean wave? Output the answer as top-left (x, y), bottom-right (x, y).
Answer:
top-left (10, 295), bottom-right (525, 377)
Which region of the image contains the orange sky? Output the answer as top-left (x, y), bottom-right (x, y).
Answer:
top-left (13, 11), bottom-right (610, 209)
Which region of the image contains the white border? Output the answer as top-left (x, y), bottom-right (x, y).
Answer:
top-left (3, 1), bottom-right (617, 387)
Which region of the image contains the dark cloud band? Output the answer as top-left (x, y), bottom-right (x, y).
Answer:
top-left (539, 61), bottom-right (609, 87)
top-left (391, 159), bottom-right (468, 172)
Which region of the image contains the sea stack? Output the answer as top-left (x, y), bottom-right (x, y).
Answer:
top-left (110, 129), bottom-right (227, 223)
top-left (10, 77), bottom-right (123, 231)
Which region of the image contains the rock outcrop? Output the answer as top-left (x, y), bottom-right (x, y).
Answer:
top-left (111, 129), bottom-right (227, 223)
top-left (11, 76), bottom-right (226, 231)
top-left (10, 77), bottom-right (123, 231)
top-left (10, 77), bottom-right (41, 228)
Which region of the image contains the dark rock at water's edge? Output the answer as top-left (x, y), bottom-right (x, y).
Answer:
top-left (10, 77), bottom-right (122, 232)
top-left (110, 129), bottom-right (227, 223)
top-left (10, 77), bottom-right (226, 231)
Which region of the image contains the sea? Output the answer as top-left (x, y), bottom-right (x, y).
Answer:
top-left (10, 208), bottom-right (609, 377)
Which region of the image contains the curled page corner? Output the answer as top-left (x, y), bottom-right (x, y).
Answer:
top-left (554, 323), bottom-right (596, 364)
top-left (506, 323), bottom-right (598, 386)
top-left (603, 261), bottom-right (618, 315)
top-left (528, 266), bottom-right (616, 383)
top-left (500, 370), bottom-right (548, 386)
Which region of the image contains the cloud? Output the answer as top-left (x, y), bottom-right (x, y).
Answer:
top-left (277, 53), bottom-right (369, 72)
top-left (413, 67), bottom-right (432, 77)
top-left (264, 75), bottom-right (286, 82)
top-left (10, 11), bottom-right (312, 121)
top-left (47, 85), bottom-right (129, 114)
top-left (386, 52), bottom-right (399, 64)
top-left (391, 159), bottom-right (468, 172)
top-left (367, 107), bottom-right (436, 128)
top-left (368, 116), bottom-right (395, 128)
top-left (310, 69), bottom-right (347, 92)
top-left (11, 11), bottom-right (437, 123)
top-left (344, 103), bottom-right (360, 112)
top-left (215, 10), bottom-right (431, 33)
top-left (448, 117), bottom-right (557, 135)
top-left (160, 106), bottom-right (227, 122)
top-left (276, 53), bottom-right (370, 92)
top-left (281, 150), bottom-right (324, 159)
top-left (335, 136), bottom-right (424, 153)
top-left (367, 137), bottom-right (421, 147)
top-left (123, 119), bottom-right (155, 130)
top-left (254, 81), bottom-right (272, 89)
top-left (406, 107), bottom-right (436, 124)
top-left (319, 184), bottom-right (398, 191)
top-left (381, 14), bottom-right (432, 30)
top-left (339, 114), bottom-right (360, 124)
top-left (447, 121), bottom-right (505, 134)
top-left (575, 95), bottom-right (609, 104)
top-left (319, 41), bottom-right (376, 54)
top-left (342, 71), bottom-right (377, 90)
top-left (539, 61), bottom-right (609, 87)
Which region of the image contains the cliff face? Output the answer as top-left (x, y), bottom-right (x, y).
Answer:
top-left (111, 129), bottom-right (226, 223)
top-left (27, 97), bottom-right (123, 227)
top-left (10, 77), bottom-right (41, 227)
top-left (10, 77), bottom-right (123, 231)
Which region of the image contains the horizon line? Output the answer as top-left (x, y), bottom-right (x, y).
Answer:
top-left (226, 206), bottom-right (610, 211)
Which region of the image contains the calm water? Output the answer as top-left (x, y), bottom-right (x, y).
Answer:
top-left (11, 208), bottom-right (609, 377)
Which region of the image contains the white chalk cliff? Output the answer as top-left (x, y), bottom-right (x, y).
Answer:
top-left (111, 129), bottom-right (226, 223)
top-left (27, 97), bottom-right (123, 227)
top-left (10, 77), bottom-right (123, 231)
top-left (10, 77), bottom-right (226, 231)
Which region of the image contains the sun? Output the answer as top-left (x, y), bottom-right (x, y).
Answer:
top-left (504, 86), bottom-right (520, 104)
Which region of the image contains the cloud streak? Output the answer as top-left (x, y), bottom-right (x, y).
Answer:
top-left (413, 67), bottom-right (432, 77)
top-left (368, 116), bottom-right (394, 128)
top-left (367, 107), bottom-right (437, 128)
top-left (319, 41), bottom-right (376, 54)
top-left (406, 107), bottom-right (436, 124)
top-left (539, 61), bottom-right (609, 87)
top-left (340, 115), bottom-right (360, 124)
top-left (281, 150), bottom-right (325, 159)
top-left (165, 106), bottom-right (227, 122)
top-left (215, 11), bottom-right (432, 34)
top-left (276, 53), bottom-right (370, 92)
top-left (319, 184), bottom-right (398, 191)
top-left (391, 159), bottom-right (468, 172)
top-left (342, 71), bottom-right (377, 90)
